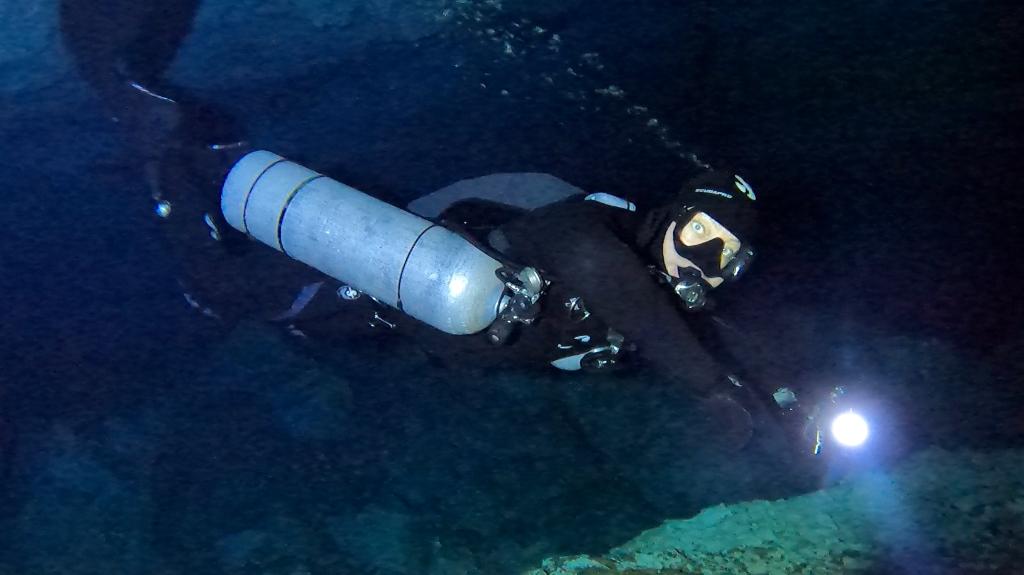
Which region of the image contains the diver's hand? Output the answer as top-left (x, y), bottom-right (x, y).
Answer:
top-left (697, 375), bottom-right (757, 451)
top-left (740, 383), bottom-right (831, 459)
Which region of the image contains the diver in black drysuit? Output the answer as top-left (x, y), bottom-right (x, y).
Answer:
top-left (60, 0), bottom-right (770, 441)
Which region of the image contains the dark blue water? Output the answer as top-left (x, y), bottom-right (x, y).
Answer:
top-left (1, 1), bottom-right (1022, 573)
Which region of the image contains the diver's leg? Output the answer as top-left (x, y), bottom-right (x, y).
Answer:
top-left (60, 0), bottom-right (247, 199)
top-left (61, 1), bottom-right (347, 332)
top-left (60, 0), bottom-right (264, 322)
top-left (60, 0), bottom-right (205, 165)
top-left (60, 0), bottom-right (151, 97)
top-left (60, 0), bottom-right (200, 94)
top-left (125, 0), bottom-right (203, 85)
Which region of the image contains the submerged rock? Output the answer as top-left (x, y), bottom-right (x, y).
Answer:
top-left (216, 516), bottom-right (327, 575)
top-left (6, 420), bottom-right (159, 574)
top-left (527, 447), bottom-right (1024, 574)
top-left (327, 506), bottom-right (433, 574)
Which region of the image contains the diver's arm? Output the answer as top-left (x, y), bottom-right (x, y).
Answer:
top-left (541, 232), bottom-right (725, 396)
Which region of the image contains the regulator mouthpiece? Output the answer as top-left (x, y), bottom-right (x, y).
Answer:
top-left (670, 268), bottom-right (708, 311)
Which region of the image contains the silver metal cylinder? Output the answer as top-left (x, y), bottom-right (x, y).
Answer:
top-left (221, 151), bottom-right (507, 335)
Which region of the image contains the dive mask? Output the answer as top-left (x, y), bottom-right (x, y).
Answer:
top-left (671, 225), bottom-right (756, 284)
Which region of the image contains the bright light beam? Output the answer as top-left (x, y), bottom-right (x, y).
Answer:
top-left (831, 410), bottom-right (869, 447)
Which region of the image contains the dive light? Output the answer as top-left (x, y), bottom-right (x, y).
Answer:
top-left (775, 385), bottom-right (872, 455)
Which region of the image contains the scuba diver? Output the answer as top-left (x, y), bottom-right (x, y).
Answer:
top-left (60, 0), bottom-right (776, 449)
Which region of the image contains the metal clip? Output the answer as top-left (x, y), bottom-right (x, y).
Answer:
top-left (369, 312), bottom-right (396, 329)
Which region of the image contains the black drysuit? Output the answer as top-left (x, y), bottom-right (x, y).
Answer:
top-left (274, 193), bottom-right (726, 397)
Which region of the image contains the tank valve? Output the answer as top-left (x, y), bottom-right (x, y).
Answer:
top-left (486, 266), bottom-right (546, 345)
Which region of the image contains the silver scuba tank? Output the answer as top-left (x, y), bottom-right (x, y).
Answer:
top-left (220, 150), bottom-right (509, 335)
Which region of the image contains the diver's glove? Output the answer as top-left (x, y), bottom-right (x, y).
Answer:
top-left (698, 374), bottom-right (759, 451)
top-left (712, 382), bottom-right (843, 458)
